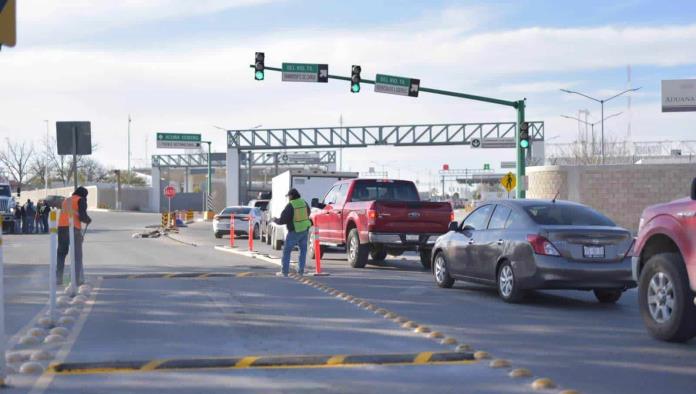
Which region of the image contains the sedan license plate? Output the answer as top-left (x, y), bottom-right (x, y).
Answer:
top-left (405, 234), bottom-right (420, 242)
top-left (583, 245), bottom-right (605, 259)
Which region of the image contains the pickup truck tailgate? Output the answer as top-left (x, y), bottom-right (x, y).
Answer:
top-left (371, 201), bottom-right (452, 233)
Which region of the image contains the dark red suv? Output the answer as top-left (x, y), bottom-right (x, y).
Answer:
top-left (633, 177), bottom-right (696, 342)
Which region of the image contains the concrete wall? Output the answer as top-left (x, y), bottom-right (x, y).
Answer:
top-left (527, 163), bottom-right (696, 231)
top-left (21, 184), bottom-right (153, 212)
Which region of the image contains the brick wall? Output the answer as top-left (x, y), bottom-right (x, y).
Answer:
top-left (527, 164), bottom-right (696, 231)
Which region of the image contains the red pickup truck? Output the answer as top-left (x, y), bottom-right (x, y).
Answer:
top-left (633, 177), bottom-right (696, 342)
top-left (310, 179), bottom-right (453, 269)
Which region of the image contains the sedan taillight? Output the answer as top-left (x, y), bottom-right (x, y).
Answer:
top-left (527, 235), bottom-right (561, 256)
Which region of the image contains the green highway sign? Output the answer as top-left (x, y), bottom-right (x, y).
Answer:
top-left (374, 74), bottom-right (420, 97)
top-left (156, 133), bottom-right (201, 149)
top-left (282, 62), bottom-right (329, 83)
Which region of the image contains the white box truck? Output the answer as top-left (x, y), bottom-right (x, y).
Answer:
top-left (264, 169), bottom-right (358, 250)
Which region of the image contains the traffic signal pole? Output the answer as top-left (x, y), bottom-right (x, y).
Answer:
top-left (251, 65), bottom-right (527, 198)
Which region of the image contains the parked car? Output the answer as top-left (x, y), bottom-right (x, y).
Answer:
top-left (310, 178), bottom-right (453, 269)
top-left (213, 206), bottom-right (262, 239)
top-left (632, 177), bottom-right (696, 342)
top-left (431, 199), bottom-right (635, 303)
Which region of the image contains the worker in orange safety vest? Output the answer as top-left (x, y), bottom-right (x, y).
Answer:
top-left (57, 186), bottom-right (92, 286)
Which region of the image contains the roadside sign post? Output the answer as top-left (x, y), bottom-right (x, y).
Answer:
top-left (49, 211), bottom-right (58, 323)
top-left (156, 133), bottom-right (201, 149)
top-left (164, 186), bottom-right (176, 228)
top-left (501, 172), bottom-right (517, 198)
top-left (374, 74), bottom-right (420, 97)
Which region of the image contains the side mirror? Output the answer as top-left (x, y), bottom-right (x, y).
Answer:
top-left (692, 177), bottom-right (696, 200)
top-left (461, 224), bottom-right (475, 233)
top-left (311, 198), bottom-right (320, 208)
top-left (448, 221), bottom-right (458, 232)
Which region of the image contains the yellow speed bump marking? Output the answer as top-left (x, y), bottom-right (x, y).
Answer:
top-left (559, 390), bottom-right (581, 394)
top-left (414, 326), bottom-right (431, 334)
top-left (531, 378), bottom-right (556, 390)
top-left (489, 359), bottom-right (511, 368)
top-left (428, 331), bottom-right (444, 339)
top-left (441, 337), bottom-right (457, 345)
top-left (48, 351), bottom-right (477, 375)
top-left (235, 356), bottom-right (259, 368)
top-left (473, 351), bottom-right (491, 360)
top-left (413, 352), bottom-right (433, 364)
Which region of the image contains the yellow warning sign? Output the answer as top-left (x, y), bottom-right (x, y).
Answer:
top-left (501, 172), bottom-right (516, 193)
top-left (0, 0), bottom-right (16, 47)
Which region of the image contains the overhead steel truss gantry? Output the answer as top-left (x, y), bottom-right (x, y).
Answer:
top-left (224, 121), bottom-right (544, 205)
top-left (151, 150), bottom-right (337, 168)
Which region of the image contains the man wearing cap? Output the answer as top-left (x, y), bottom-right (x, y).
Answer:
top-left (273, 188), bottom-right (311, 277)
top-left (57, 186), bottom-right (92, 285)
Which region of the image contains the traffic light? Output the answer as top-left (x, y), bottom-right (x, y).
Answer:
top-left (519, 122), bottom-right (530, 149)
top-left (254, 52), bottom-right (265, 81)
top-left (351, 65), bottom-right (361, 93)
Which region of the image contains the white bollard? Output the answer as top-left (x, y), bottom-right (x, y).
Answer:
top-left (49, 210), bottom-right (58, 323)
top-left (0, 216), bottom-right (6, 384)
top-left (67, 207), bottom-right (77, 297)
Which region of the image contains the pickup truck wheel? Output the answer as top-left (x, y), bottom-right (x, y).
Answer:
top-left (370, 249), bottom-right (387, 262)
top-left (639, 253), bottom-right (696, 342)
top-left (308, 229), bottom-right (325, 260)
top-left (433, 252), bottom-right (454, 288)
top-left (593, 289), bottom-right (622, 303)
top-left (347, 229), bottom-right (368, 268)
top-left (419, 250), bottom-right (432, 270)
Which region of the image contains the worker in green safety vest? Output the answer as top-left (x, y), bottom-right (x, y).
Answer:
top-left (273, 188), bottom-right (312, 277)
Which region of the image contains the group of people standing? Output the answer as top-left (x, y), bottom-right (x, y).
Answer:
top-left (13, 198), bottom-right (51, 234)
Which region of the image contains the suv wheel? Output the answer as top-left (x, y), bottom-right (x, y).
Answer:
top-left (433, 252), bottom-right (454, 288)
top-left (639, 253), bottom-right (696, 342)
top-left (347, 229), bottom-right (368, 268)
top-left (497, 261), bottom-right (525, 303)
top-left (593, 289), bottom-right (622, 303)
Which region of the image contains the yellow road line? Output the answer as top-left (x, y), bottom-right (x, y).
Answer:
top-left (141, 359), bottom-right (165, 371)
top-left (326, 355), bottom-right (346, 365)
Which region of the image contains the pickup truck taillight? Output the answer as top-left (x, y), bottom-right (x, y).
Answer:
top-left (367, 209), bottom-right (377, 225)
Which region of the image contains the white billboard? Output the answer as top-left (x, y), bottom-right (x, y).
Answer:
top-left (662, 79), bottom-right (696, 112)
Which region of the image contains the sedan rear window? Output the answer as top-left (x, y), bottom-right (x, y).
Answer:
top-left (524, 204), bottom-right (615, 226)
top-left (222, 207), bottom-right (252, 215)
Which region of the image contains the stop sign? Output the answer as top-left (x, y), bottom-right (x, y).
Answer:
top-left (164, 185), bottom-right (176, 198)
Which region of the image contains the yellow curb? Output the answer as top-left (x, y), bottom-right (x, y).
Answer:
top-left (441, 337), bottom-right (457, 345)
top-left (473, 351), bottom-right (491, 360)
top-left (531, 378), bottom-right (556, 390)
top-left (456, 344), bottom-right (472, 352)
top-left (489, 359), bottom-right (511, 368)
top-left (414, 326), bottom-right (431, 334)
top-left (413, 352), bottom-right (433, 364)
top-left (428, 331), bottom-right (444, 339)
top-left (402, 321), bottom-right (418, 329)
top-left (326, 355), bottom-right (346, 365)
top-left (235, 356), bottom-right (259, 368)
top-left (509, 368), bottom-right (533, 378)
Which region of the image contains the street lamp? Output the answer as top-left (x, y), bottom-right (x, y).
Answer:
top-left (560, 87), bottom-right (640, 164)
top-left (561, 112), bottom-right (623, 157)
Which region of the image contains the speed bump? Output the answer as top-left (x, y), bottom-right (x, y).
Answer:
top-left (48, 351), bottom-right (476, 375)
top-left (531, 378), bottom-right (556, 390)
top-left (102, 272), bottom-right (274, 280)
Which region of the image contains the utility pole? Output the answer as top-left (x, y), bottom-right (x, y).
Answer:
top-left (201, 141), bottom-right (212, 211)
top-left (127, 115), bottom-right (132, 183)
top-left (44, 120), bottom-right (50, 196)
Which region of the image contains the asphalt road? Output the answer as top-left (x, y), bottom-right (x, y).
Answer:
top-left (185, 218), bottom-right (696, 394)
top-left (1, 211), bottom-right (536, 393)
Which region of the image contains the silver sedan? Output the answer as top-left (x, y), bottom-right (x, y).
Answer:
top-left (431, 199), bottom-right (636, 303)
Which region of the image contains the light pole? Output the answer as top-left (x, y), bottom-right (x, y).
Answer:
top-left (201, 141), bottom-right (212, 211)
top-left (561, 112), bottom-right (623, 158)
top-left (560, 87), bottom-right (640, 164)
top-left (127, 115), bottom-right (132, 183)
top-left (43, 120), bottom-right (50, 196)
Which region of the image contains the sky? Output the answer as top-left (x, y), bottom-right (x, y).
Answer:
top-left (1, 0), bottom-right (695, 189)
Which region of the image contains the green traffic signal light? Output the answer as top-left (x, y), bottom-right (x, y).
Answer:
top-left (255, 70), bottom-right (264, 80)
top-left (520, 139), bottom-right (529, 149)
top-left (351, 83), bottom-right (360, 93)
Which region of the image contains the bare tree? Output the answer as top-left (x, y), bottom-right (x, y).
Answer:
top-left (0, 138), bottom-right (35, 189)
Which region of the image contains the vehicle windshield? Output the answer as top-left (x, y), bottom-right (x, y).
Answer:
top-left (253, 201), bottom-right (269, 210)
top-left (222, 207), bottom-right (252, 215)
top-left (524, 203), bottom-right (615, 226)
top-left (351, 180), bottom-right (420, 202)
top-left (0, 185), bottom-right (10, 197)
